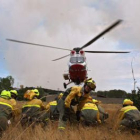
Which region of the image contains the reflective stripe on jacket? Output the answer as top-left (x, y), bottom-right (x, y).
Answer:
top-left (50, 101), bottom-right (57, 106)
top-left (22, 104), bottom-right (40, 108)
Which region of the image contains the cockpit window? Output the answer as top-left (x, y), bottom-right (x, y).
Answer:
top-left (70, 57), bottom-right (84, 63)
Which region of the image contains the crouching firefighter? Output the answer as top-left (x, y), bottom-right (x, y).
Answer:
top-left (117, 99), bottom-right (140, 130)
top-left (46, 93), bottom-right (64, 121)
top-left (46, 100), bottom-right (59, 121)
top-left (20, 90), bottom-right (49, 128)
top-left (0, 90), bottom-right (17, 137)
top-left (80, 96), bottom-right (101, 126)
top-left (57, 78), bottom-right (96, 130)
top-left (92, 99), bottom-right (109, 123)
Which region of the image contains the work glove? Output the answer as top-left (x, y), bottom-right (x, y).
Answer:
top-left (76, 111), bottom-right (81, 121)
top-left (62, 107), bottom-right (70, 121)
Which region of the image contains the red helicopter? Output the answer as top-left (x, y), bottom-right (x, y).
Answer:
top-left (62, 48), bottom-right (87, 88)
top-left (7, 20), bottom-right (130, 88)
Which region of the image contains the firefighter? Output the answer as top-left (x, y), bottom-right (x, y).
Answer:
top-left (10, 90), bottom-right (18, 100)
top-left (46, 93), bottom-right (64, 121)
top-left (46, 100), bottom-right (59, 121)
top-left (0, 90), bottom-right (17, 137)
top-left (92, 99), bottom-right (109, 122)
top-left (117, 99), bottom-right (140, 130)
top-left (9, 89), bottom-right (21, 122)
top-left (20, 90), bottom-right (48, 128)
top-left (80, 96), bottom-right (101, 126)
top-left (57, 78), bottom-right (96, 130)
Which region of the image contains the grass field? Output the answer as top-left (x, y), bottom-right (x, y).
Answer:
top-left (1, 99), bottom-right (140, 140)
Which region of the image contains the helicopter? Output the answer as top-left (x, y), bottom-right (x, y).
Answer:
top-left (6, 19), bottom-right (130, 88)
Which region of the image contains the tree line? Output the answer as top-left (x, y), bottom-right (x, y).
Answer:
top-left (0, 76), bottom-right (61, 101)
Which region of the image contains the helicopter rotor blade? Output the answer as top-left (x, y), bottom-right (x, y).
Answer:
top-left (84, 51), bottom-right (130, 53)
top-left (52, 54), bottom-right (70, 61)
top-left (6, 39), bottom-right (71, 51)
top-left (81, 19), bottom-right (122, 50)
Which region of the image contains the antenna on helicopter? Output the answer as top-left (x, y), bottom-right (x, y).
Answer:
top-left (131, 57), bottom-right (137, 94)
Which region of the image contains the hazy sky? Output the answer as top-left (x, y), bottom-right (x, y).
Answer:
top-left (0, 0), bottom-right (140, 92)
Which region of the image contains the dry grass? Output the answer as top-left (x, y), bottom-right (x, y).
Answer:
top-left (1, 103), bottom-right (140, 140)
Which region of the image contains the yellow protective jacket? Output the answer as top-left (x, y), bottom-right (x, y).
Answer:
top-left (23, 98), bottom-right (45, 110)
top-left (0, 97), bottom-right (17, 118)
top-left (64, 86), bottom-right (90, 111)
top-left (0, 97), bottom-right (16, 110)
top-left (81, 102), bottom-right (101, 123)
top-left (46, 101), bottom-right (57, 112)
top-left (118, 105), bottom-right (139, 121)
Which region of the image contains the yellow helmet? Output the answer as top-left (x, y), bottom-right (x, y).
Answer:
top-left (123, 99), bottom-right (133, 106)
top-left (84, 78), bottom-right (96, 90)
top-left (58, 93), bottom-right (63, 99)
top-left (24, 90), bottom-right (36, 100)
top-left (60, 93), bottom-right (63, 96)
top-left (1, 90), bottom-right (11, 99)
top-left (32, 89), bottom-right (39, 96)
top-left (10, 90), bottom-right (18, 96)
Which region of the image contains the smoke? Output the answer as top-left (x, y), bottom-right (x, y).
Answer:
top-left (0, 0), bottom-right (140, 92)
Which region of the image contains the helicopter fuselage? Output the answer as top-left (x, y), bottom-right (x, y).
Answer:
top-left (68, 50), bottom-right (87, 85)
